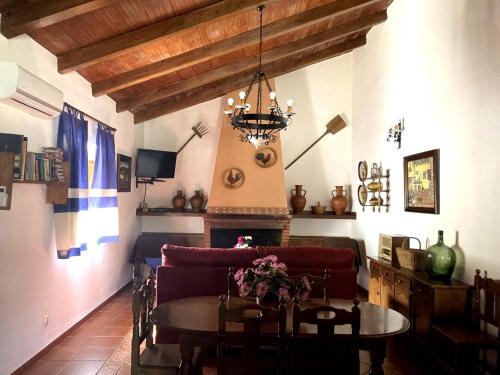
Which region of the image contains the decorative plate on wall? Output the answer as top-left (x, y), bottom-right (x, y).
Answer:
top-left (223, 168), bottom-right (244, 189)
top-left (358, 184), bottom-right (368, 206)
top-left (255, 147), bottom-right (278, 168)
top-left (358, 161), bottom-right (368, 181)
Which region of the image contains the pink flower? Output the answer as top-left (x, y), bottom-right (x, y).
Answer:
top-left (271, 262), bottom-right (287, 271)
top-left (252, 255), bottom-right (278, 266)
top-left (239, 282), bottom-right (250, 297)
top-left (237, 236), bottom-right (244, 245)
top-left (234, 268), bottom-right (245, 285)
top-left (255, 281), bottom-right (269, 298)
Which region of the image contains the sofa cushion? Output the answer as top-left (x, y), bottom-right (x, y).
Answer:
top-left (162, 244), bottom-right (258, 267)
top-left (258, 246), bottom-right (355, 269)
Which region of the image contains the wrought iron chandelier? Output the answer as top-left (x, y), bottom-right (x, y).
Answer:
top-left (223, 5), bottom-right (295, 147)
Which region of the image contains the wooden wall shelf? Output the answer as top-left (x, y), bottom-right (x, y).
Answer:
top-left (137, 208), bottom-right (206, 217)
top-left (136, 209), bottom-right (356, 220)
top-left (290, 211), bottom-right (356, 220)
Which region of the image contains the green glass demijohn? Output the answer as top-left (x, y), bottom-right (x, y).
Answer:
top-left (426, 230), bottom-right (456, 280)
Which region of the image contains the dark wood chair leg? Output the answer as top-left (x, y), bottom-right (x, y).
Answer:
top-left (179, 334), bottom-right (195, 375)
top-left (369, 341), bottom-right (387, 375)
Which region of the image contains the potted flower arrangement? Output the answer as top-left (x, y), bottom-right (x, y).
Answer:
top-left (234, 255), bottom-right (312, 302)
top-left (234, 235), bottom-right (253, 248)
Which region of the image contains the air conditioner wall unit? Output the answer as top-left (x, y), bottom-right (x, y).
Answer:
top-left (0, 61), bottom-right (63, 119)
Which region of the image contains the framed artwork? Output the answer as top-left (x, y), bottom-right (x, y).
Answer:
top-left (117, 153), bottom-right (132, 192)
top-left (404, 149), bottom-right (440, 214)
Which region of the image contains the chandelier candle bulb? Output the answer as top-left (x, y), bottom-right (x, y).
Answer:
top-left (287, 99), bottom-right (293, 113)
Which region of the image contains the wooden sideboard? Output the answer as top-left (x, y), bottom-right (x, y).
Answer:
top-left (368, 256), bottom-right (471, 346)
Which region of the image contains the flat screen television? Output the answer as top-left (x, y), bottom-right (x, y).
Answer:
top-left (135, 148), bottom-right (177, 179)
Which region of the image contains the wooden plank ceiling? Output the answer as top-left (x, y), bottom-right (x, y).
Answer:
top-left (1, 0), bottom-right (393, 124)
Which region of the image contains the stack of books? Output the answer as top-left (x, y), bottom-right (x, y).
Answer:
top-left (25, 147), bottom-right (65, 182)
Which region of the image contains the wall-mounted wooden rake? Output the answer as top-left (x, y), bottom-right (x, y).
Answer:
top-left (285, 115), bottom-right (347, 170)
top-left (177, 122), bottom-right (210, 154)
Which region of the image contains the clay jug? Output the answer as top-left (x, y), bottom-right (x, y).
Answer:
top-left (172, 190), bottom-right (186, 211)
top-left (331, 186), bottom-right (347, 215)
top-left (290, 185), bottom-right (307, 214)
top-left (189, 190), bottom-right (204, 213)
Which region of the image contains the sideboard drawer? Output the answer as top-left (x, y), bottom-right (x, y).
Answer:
top-left (380, 266), bottom-right (395, 284)
top-left (395, 275), bottom-right (411, 291)
top-left (411, 280), bottom-right (433, 303)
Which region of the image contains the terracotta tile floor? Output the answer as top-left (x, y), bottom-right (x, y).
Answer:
top-left (21, 287), bottom-right (429, 375)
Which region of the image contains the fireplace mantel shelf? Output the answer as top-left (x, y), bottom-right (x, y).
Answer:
top-left (136, 208), bottom-right (206, 217)
top-left (291, 211), bottom-right (357, 220)
top-left (136, 209), bottom-right (356, 220)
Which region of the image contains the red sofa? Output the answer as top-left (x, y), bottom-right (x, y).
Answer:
top-left (156, 244), bottom-right (357, 344)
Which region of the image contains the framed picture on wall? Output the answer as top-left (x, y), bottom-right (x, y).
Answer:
top-left (404, 149), bottom-right (440, 214)
top-left (117, 153), bottom-right (132, 192)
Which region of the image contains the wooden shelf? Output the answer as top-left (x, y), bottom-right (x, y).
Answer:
top-left (137, 208), bottom-right (206, 217)
top-left (290, 211), bottom-right (356, 220)
top-left (14, 180), bottom-right (47, 184)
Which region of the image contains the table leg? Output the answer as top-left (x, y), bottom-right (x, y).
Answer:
top-left (369, 339), bottom-right (387, 375)
top-left (179, 334), bottom-right (195, 375)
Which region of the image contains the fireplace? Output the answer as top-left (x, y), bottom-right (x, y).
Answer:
top-left (203, 214), bottom-right (291, 248)
top-left (211, 228), bottom-right (282, 248)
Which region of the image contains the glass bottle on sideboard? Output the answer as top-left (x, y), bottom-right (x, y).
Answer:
top-left (426, 230), bottom-right (456, 280)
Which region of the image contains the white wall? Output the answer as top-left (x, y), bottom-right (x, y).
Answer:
top-left (276, 54), bottom-right (354, 237)
top-left (351, 0), bottom-right (500, 288)
top-left (0, 35), bottom-right (142, 374)
top-left (139, 99), bottom-right (222, 233)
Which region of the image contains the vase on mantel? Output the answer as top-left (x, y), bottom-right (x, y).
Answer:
top-left (290, 185), bottom-right (307, 214)
top-left (426, 230), bottom-right (456, 280)
top-left (172, 190), bottom-right (186, 211)
top-left (189, 190), bottom-right (204, 213)
top-left (331, 185), bottom-right (347, 215)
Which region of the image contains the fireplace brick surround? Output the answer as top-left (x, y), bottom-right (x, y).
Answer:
top-left (202, 213), bottom-right (291, 248)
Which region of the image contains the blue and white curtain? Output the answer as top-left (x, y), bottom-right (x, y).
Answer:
top-left (54, 104), bottom-right (119, 259)
top-left (89, 123), bottom-right (119, 244)
top-left (54, 103), bottom-right (89, 259)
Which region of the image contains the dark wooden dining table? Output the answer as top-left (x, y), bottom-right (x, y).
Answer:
top-left (150, 296), bottom-right (410, 375)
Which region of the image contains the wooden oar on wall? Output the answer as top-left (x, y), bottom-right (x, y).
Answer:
top-left (284, 115), bottom-right (347, 170)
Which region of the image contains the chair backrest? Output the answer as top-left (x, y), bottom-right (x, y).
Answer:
top-left (132, 278), bottom-right (155, 368)
top-left (217, 295), bottom-right (287, 373)
top-left (472, 269), bottom-right (500, 338)
top-left (292, 297), bottom-right (361, 337)
top-left (291, 269), bottom-right (331, 301)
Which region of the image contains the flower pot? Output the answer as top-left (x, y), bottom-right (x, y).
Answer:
top-left (172, 190), bottom-right (186, 211)
top-left (331, 186), bottom-right (347, 215)
top-left (290, 185), bottom-right (306, 214)
top-left (189, 190), bottom-right (204, 212)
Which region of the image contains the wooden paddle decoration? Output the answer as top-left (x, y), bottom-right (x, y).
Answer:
top-left (285, 115), bottom-right (347, 170)
top-left (177, 122), bottom-right (210, 154)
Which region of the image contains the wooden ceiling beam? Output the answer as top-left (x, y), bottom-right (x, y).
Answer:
top-left (92, 0), bottom-right (381, 97)
top-left (117, 11), bottom-right (386, 113)
top-left (57, 0), bottom-right (276, 74)
top-left (133, 36), bottom-right (367, 124)
top-left (0, 0), bottom-right (120, 39)
top-left (0, 0), bottom-right (19, 13)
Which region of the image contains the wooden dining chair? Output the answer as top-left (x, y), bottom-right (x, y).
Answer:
top-left (290, 268), bottom-right (331, 301)
top-left (432, 269), bottom-right (500, 374)
top-left (291, 297), bottom-right (361, 375)
top-left (217, 294), bottom-right (287, 375)
top-left (131, 278), bottom-right (202, 375)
